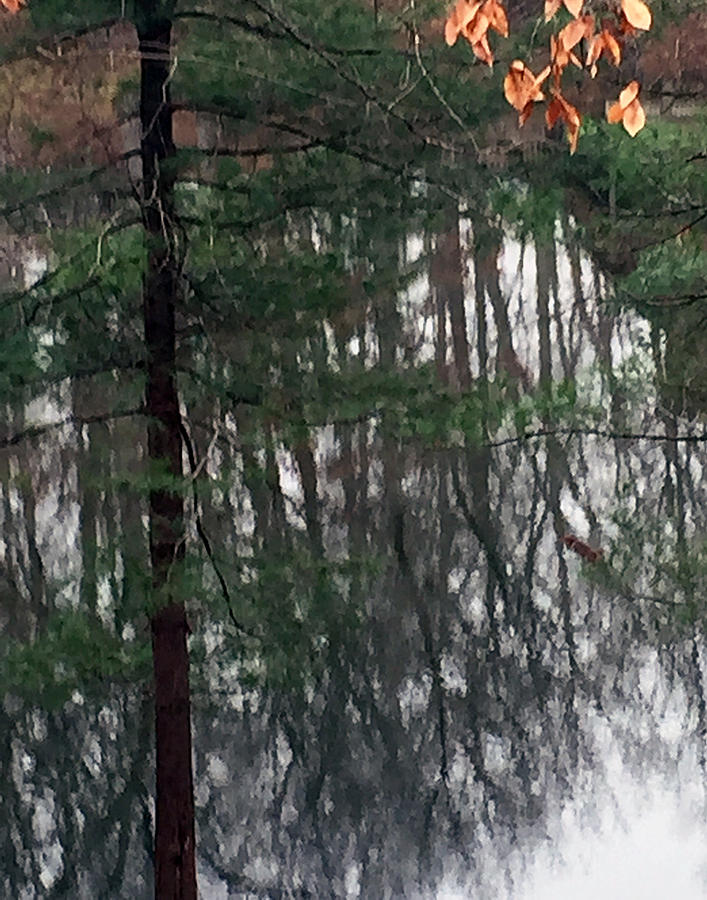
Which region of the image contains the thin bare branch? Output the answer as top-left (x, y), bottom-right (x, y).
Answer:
top-left (0, 407), bottom-right (146, 450)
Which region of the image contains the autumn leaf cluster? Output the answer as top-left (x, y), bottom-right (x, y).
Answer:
top-left (445, 0), bottom-right (654, 152)
top-left (1, 0), bottom-right (653, 156)
top-left (445, 0), bottom-right (509, 66)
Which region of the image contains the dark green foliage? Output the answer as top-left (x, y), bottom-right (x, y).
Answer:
top-left (1, 610), bottom-right (151, 708)
top-left (0, 326), bottom-right (43, 395)
top-left (521, 113), bottom-right (707, 301)
top-left (204, 551), bottom-right (377, 692)
top-left (584, 493), bottom-right (707, 631)
top-left (1, 0), bottom-right (704, 705)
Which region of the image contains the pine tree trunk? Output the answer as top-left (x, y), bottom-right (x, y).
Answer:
top-left (138, 9), bottom-right (197, 898)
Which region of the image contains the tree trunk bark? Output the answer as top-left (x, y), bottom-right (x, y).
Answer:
top-left (138, 8), bottom-right (197, 898)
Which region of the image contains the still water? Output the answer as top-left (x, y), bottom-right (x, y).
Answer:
top-left (2, 220), bottom-right (706, 898)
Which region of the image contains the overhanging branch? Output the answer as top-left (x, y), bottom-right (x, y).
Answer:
top-left (0, 407), bottom-right (146, 449)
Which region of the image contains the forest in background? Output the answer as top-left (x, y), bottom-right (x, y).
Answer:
top-left (0, 0), bottom-right (705, 896)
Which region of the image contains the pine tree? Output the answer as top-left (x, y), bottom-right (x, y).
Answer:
top-left (0, 0), bottom-right (704, 896)
top-left (0, 1), bottom-right (492, 894)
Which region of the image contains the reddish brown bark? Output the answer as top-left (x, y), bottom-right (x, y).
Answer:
top-left (138, 8), bottom-right (197, 898)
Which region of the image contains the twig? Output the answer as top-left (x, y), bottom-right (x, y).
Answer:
top-left (179, 419), bottom-right (256, 637)
top-left (410, 23), bottom-right (480, 156)
top-left (486, 426), bottom-right (707, 448)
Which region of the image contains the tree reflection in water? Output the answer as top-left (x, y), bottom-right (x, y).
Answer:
top-left (1, 217), bottom-right (706, 898)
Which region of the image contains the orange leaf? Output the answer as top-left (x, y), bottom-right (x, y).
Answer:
top-left (606, 101), bottom-right (624, 124)
top-left (551, 32), bottom-right (582, 82)
top-left (585, 35), bottom-right (602, 69)
top-left (444, 18), bottom-right (458, 45)
top-left (544, 0), bottom-right (562, 21)
top-left (445, 0), bottom-right (482, 46)
top-left (547, 90), bottom-right (581, 153)
top-left (607, 81), bottom-right (647, 136)
top-left (567, 121), bottom-right (580, 154)
top-left (482, 0), bottom-right (508, 38)
top-left (619, 79), bottom-right (640, 108)
top-left (536, 64), bottom-right (552, 84)
top-left (586, 28), bottom-right (622, 75)
top-left (617, 12), bottom-right (635, 35)
top-left (622, 98), bottom-right (646, 136)
top-left (563, 0), bottom-right (583, 17)
top-left (559, 19), bottom-right (585, 50)
top-left (1, 0), bottom-right (25, 11)
top-left (503, 61), bottom-right (527, 110)
top-left (504, 60), bottom-right (550, 113)
top-left (466, 10), bottom-right (489, 44)
top-left (472, 33), bottom-right (495, 66)
top-left (559, 15), bottom-right (593, 50)
top-left (519, 102), bottom-right (535, 126)
top-left (621, 0), bottom-right (652, 30)
top-left (603, 31), bottom-right (622, 65)
top-left (546, 97), bottom-right (563, 129)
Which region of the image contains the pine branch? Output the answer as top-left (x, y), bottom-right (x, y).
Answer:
top-left (243, 0), bottom-right (479, 160)
top-left (175, 8), bottom-right (403, 56)
top-left (0, 17), bottom-right (126, 66)
top-left (0, 407), bottom-right (146, 449)
top-left (0, 216), bottom-right (141, 314)
top-left (0, 152), bottom-right (139, 220)
top-left (487, 427), bottom-right (707, 448)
